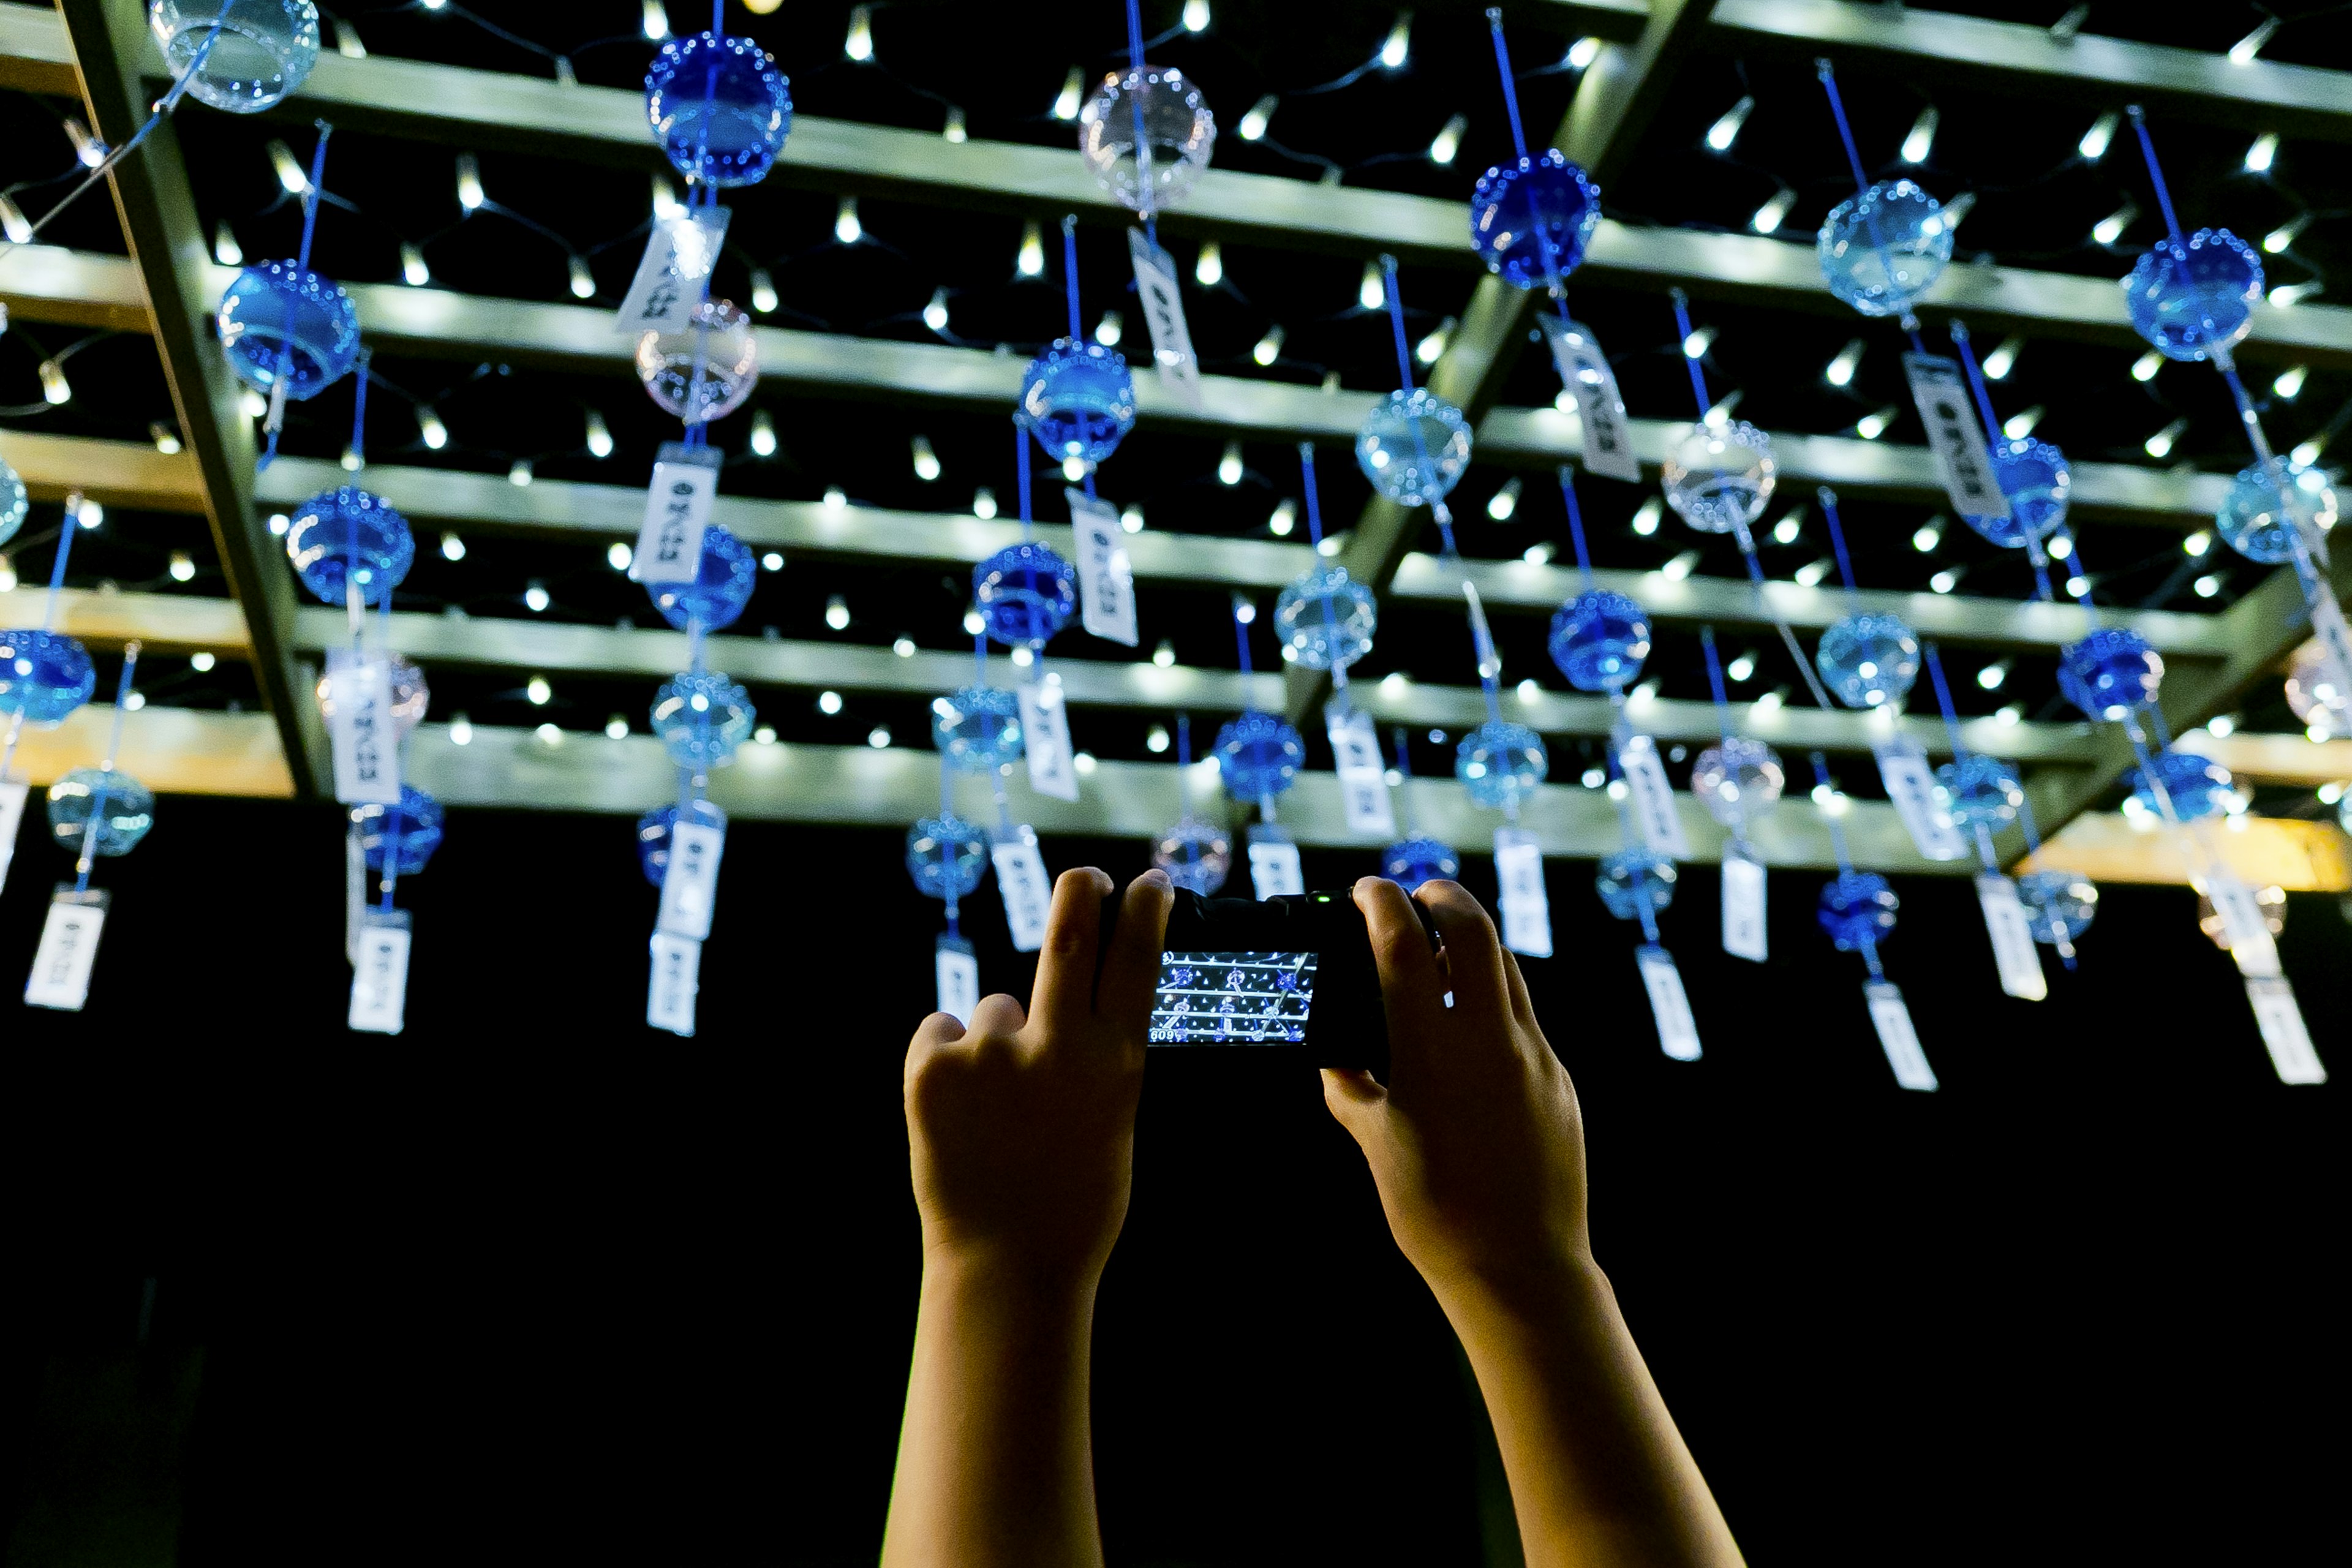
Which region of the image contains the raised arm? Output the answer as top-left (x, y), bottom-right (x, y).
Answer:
top-left (1323, 877), bottom-right (1745, 1568)
top-left (881, 867), bottom-right (1172, 1568)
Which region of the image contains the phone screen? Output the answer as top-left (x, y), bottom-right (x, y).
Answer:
top-left (1148, 951), bottom-right (1317, 1044)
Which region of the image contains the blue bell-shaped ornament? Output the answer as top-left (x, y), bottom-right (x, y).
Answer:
top-left (1455, 720), bottom-right (1547, 810)
top-left (0, 630), bottom-right (96, 725)
top-left (2215, 461), bottom-right (2337, 564)
top-left (216, 259), bottom-right (361, 400)
top-left (1215, 711), bottom-right (1305, 802)
top-left (651, 669), bottom-right (756, 770)
top-left (1357, 389), bottom-right (1471, 507)
top-left (1961, 438), bottom-right (2071, 549)
top-left (1153, 815), bottom-right (1231, 895)
top-left (2058, 628), bottom-right (2163, 721)
top-left (150, 0), bottom-right (321, 114)
top-left (285, 486), bottom-right (413, 608)
top-left (1815, 612), bottom-right (1920, 710)
top-left (1019, 339), bottom-right (1135, 466)
top-left (1547, 590), bottom-right (1650, 693)
top-left (932, 685), bottom-right (1025, 773)
top-left (1382, 835), bottom-right (1460, 894)
top-left (1596, 848), bottom-right (1676, 922)
top-left (45, 767), bottom-right (155, 858)
top-left (351, 785), bottom-right (443, 875)
top-left (1469, 150), bottom-right (1601, 290)
top-left (2124, 228), bottom-right (2261, 362)
top-left (907, 814), bottom-right (989, 901)
top-left (1817, 869), bottom-right (1898, 951)
top-left (1273, 565), bottom-right (1376, 671)
top-left (1662, 421), bottom-right (1775, 535)
top-left (644, 31), bottom-right (793, 187)
top-left (1817, 179), bottom-right (1954, 318)
top-left (972, 542), bottom-right (1078, 649)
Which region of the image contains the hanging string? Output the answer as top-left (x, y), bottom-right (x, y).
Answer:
top-left (1923, 641), bottom-right (2002, 867)
top-left (1123, 0), bottom-right (1158, 241)
top-left (74, 641), bottom-right (140, 895)
top-left (1231, 594), bottom-right (1253, 676)
top-left (1814, 59), bottom-right (1871, 196)
top-left (2125, 105), bottom-right (2188, 248)
top-left (1014, 416), bottom-right (1033, 541)
top-left (1817, 486), bottom-right (1861, 598)
top-left (1299, 443), bottom-right (1350, 691)
top-left (1948, 319), bottom-right (2054, 600)
top-left (1558, 465), bottom-right (1596, 589)
top-left (1668, 289), bottom-right (1713, 420)
top-left (262, 121), bottom-right (337, 468)
top-left (937, 750), bottom-right (960, 939)
top-left (1379, 255), bottom-right (1417, 394)
top-left (1700, 626), bottom-right (1736, 746)
top-left (2, 494), bottom-right (83, 785)
top-left (1389, 725), bottom-right (1421, 835)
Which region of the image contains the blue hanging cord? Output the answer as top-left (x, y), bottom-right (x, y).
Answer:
top-left (2124, 106), bottom-right (2188, 247)
top-left (1232, 596), bottom-right (1254, 676)
top-left (1558, 465), bottom-right (1594, 589)
top-left (74, 643), bottom-right (140, 895)
top-left (1808, 750), bottom-right (1882, 976)
top-left (1485, 9), bottom-right (1529, 164)
top-left (1060, 214), bottom-right (1084, 342)
top-left (349, 346), bottom-right (372, 465)
top-left (1700, 626), bottom-right (1735, 745)
top-left (39, 494), bottom-right (78, 633)
top-left (262, 121), bottom-right (335, 470)
top-left (1379, 255), bottom-right (1415, 393)
top-left (1814, 59), bottom-right (1871, 195)
top-left (1945, 320), bottom-right (2005, 447)
top-left (1921, 643), bottom-right (1972, 764)
top-left (1668, 290), bottom-right (1711, 420)
top-left (711, 0), bottom-right (724, 37)
top-left (1014, 416), bottom-right (1033, 541)
top-left (1298, 441), bottom-right (1325, 548)
top-left (1817, 485), bottom-right (1860, 597)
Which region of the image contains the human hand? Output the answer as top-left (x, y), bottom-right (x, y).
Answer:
top-left (1321, 877), bottom-right (1591, 1314)
top-left (903, 867), bottom-right (1173, 1286)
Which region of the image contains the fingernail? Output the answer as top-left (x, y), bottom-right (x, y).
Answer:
top-left (1142, 867), bottom-right (1172, 889)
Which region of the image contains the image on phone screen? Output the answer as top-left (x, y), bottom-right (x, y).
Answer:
top-left (1148, 951), bottom-right (1317, 1044)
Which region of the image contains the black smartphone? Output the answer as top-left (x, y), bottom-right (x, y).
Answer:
top-left (1102, 888), bottom-right (1438, 1071)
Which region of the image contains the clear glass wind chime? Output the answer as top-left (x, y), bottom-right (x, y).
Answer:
top-left (1153, 714), bottom-right (1231, 894)
top-left (1, 491), bottom-right (99, 908)
top-left (1273, 443), bottom-right (1388, 848)
top-left (1692, 628), bottom-right (1782, 965)
top-left (1544, 466), bottom-right (1701, 1053)
top-left (1381, 726), bottom-right (1460, 892)
top-left (1213, 590), bottom-right (1306, 901)
top-left (628, 7), bottom-right (790, 1038)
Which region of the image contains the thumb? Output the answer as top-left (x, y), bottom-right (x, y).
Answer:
top-left (1320, 1068), bottom-right (1388, 1146)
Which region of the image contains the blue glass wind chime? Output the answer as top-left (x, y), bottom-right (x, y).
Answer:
top-left (2066, 107), bottom-right (2331, 1083)
top-left (625, 10), bottom-right (790, 1037)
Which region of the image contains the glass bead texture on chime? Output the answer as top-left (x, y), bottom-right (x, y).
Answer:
top-left (1383, 835), bottom-right (1460, 894)
top-left (1357, 390), bottom-right (1472, 507)
top-left (972, 542), bottom-right (1077, 649)
top-left (637, 299), bottom-right (760, 424)
top-left (2017, 869), bottom-right (2098, 948)
top-left (216, 261), bottom-right (360, 399)
top-left (1934, 753), bottom-right (2024, 833)
top-left (933, 685), bottom-right (1024, 773)
top-left (285, 487), bottom-right (413, 608)
top-left (2125, 229), bottom-right (2262, 362)
top-left (1596, 848), bottom-right (1676, 922)
top-left (1548, 590), bottom-right (1650, 693)
top-left (351, 786), bottom-right (445, 875)
top-left (648, 524), bottom-right (756, 632)
top-left (1273, 565), bottom-right (1376, 671)
top-left (1153, 814), bottom-right (1231, 895)
top-left (1690, 737), bottom-right (1785, 830)
top-left (2058, 628), bottom-right (2163, 721)
top-left (652, 669), bottom-right (756, 771)
top-left (0, 630), bottom-right (96, 725)
top-left (907, 814), bottom-right (989, 900)
top-left (1816, 180), bottom-right (1954, 318)
top-left (149, 0), bottom-right (320, 113)
top-left (1078, 66), bottom-right (1216, 213)
top-left (0, 455), bottom-right (26, 546)
top-left (315, 652), bottom-right (429, 736)
top-left (2128, 749), bottom-right (2243, 821)
top-left (1962, 439), bottom-right (2071, 549)
top-left (1215, 711), bottom-right (1306, 801)
top-left (1019, 340), bottom-right (1136, 465)
top-left (1817, 869), bottom-right (1898, 951)
top-left (636, 799), bottom-right (728, 886)
top-left (45, 767), bottom-right (154, 858)
top-left (644, 31), bottom-right (793, 187)
top-left (1662, 421), bottom-right (1775, 535)
top-left (1815, 612), bottom-right (1920, 710)
top-left (2216, 461), bottom-right (2338, 564)
top-left (1456, 720), bottom-right (1547, 809)
top-left (2284, 639), bottom-right (2349, 739)
top-left (1469, 151), bottom-right (1602, 289)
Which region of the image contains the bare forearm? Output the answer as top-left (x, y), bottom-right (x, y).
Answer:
top-left (1442, 1256), bottom-right (1744, 1568)
top-left (881, 1254), bottom-right (1106, 1568)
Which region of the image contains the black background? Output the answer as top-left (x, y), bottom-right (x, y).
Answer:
top-left (1, 796), bottom-right (2343, 1565)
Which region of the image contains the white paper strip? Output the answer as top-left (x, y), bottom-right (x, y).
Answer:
top-left (1903, 352), bottom-right (2011, 522)
top-left (936, 937), bottom-right (980, 1025)
top-left (615, 207), bottom-right (730, 335)
top-left (344, 828), bottom-right (366, 965)
top-left (348, 913), bottom-right (412, 1035)
top-left (1019, 679), bottom-right (1079, 802)
top-left (1873, 735), bottom-right (1968, 861)
top-left (990, 827), bottom-right (1053, 952)
top-left (1325, 703), bottom-right (1395, 837)
top-left (1721, 843), bottom-right (1768, 963)
top-left (647, 931), bottom-right (701, 1036)
top-left (1065, 488), bottom-right (1139, 646)
top-left (2245, 976), bottom-right (2328, 1085)
top-left (1864, 979), bottom-right (1939, 1091)
top-left (1128, 228), bottom-right (1202, 410)
top-left (2206, 872), bottom-right (2282, 979)
top-left (1494, 826), bottom-right (1553, 959)
top-left (657, 819), bottom-right (726, 940)
top-left (24, 889), bottom-right (105, 1011)
top-left (0, 778), bottom-right (27, 897)
top-left (1616, 733), bottom-right (1691, 859)
top-left (1538, 316), bottom-right (1640, 483)
top-left (2304, 589), bottom-right (2352, 728)
top-left (1247, 826), bottom-right (1305, 899)
top-left (629, 442), bottom-right (721, 584)
top-left (1635, 943), bottom-right (1702, 1061)
top-left (326, 652), bottom-right (401, 806)
top-left (1975, 873), bottom-right (2049, 1001)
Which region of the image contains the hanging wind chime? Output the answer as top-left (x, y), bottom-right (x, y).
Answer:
top-left (1274, 443), bottom-right (1389, 840)
top-left (1, 491), bottom-right (99, 907)
top-left (1809, 753), bottom-right (1939, 1091)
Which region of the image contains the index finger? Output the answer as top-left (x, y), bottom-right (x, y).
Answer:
top-left (1354, 876), bottom-right (1453, 1057)
top-left (1027, 866), bottom-right (1115, 1040)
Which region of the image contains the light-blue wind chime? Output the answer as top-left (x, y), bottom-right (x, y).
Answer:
top-left (1, 2), bottom-right (323, 1009)
top-left (2075, 107), bottom-right (2332, 1084)
top-left (626, 12), bottom-right (790, 1036)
